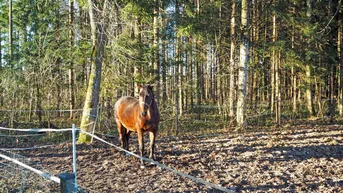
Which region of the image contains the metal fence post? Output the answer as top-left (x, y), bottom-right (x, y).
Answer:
top-left (59, 173), bottom-right (76, 193)
top-left (72, 124), bottom-right (77, 190)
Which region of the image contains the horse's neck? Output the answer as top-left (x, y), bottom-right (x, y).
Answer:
top-left (148, 99), bottom-right (158, 113)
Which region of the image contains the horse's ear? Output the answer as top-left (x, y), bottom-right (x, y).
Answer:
top-left (148, 84), bottom-right (154, 90)
top-left (136, 83), bottom-right (142, 89)
top-left (148, 81), bottom-right (158, 90)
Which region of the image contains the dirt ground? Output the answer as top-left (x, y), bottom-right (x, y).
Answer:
top-left (1, 124), bottom-right (343, 193)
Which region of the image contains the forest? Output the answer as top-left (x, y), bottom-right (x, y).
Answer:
top-left (0, 0), bottom-right (343, 192)
top-left (0, 0), bottom-right (343, 135)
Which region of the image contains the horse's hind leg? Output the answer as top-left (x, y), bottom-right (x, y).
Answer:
top-left (125, 130), bottom-right (131, 152)
top-left (116, 121), bottom-right (127, 156)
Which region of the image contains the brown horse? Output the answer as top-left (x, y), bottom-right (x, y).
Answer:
top-left (114, 84), bottom-right (160, 168)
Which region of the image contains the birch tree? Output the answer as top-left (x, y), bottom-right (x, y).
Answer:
top-left (228, 1), bottom-right (236, 119)
top-left (236, 0), bottom-right (250, 127)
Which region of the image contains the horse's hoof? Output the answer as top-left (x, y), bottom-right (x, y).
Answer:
top-left (149, 161), bottom-right (156, 166)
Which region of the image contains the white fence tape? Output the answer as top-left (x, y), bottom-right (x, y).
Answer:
top-left (0, 134), bottom-right (43, 137)
top-left (0, 126), bottom-right (77, 186)
top-left (0, 127), bottom-right (75, 132)
top-left (0, 145), bottom-right (57, 151)
top-left (0, 151), bottom-right (60, 184)
top-left (0, 109), bottom-right (86, 112)
top-left (81, 130), bottom-right (235, 193)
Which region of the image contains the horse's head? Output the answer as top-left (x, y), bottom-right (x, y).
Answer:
top-left (137, 84), bottom-right (154, 117)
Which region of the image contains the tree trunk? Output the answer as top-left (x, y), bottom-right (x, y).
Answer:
top-left (55, 7), bottom-right (62, 117)
top-left (161, 34), bottom-right (167, 105)
top-left (306, 0), bottom-right (314, 116)
top-left (339, 1), bottom-right (343, 116)
top-left (179, 42), bottom-right (183, 116)
top-left (0, 28), bottom-right (2, 107)
top-left (69, 0), bottom-right (75, 119)
top-left (291, 4), bottom-right (297, 115)
top-left (153, 0), bottom-right (160, 104)
top-left (276, 51), bottom-right (281, 125)
top-left (189, 38), bottom-right (194, 110)
top-left (9, 0), bottom-right (13, 69)
top-left (0, 28), bottom-right (2, 67)
top-left (328, 0), bottom-right (335, 123)
top-left (228, 1), bottom-right (236, 119)
top-left (236, 0), bottom-right (250, 128)
top-left (270, 15), bottom-right (276, 114)
top-left (272, 15), bottom-right (281, 125)
top-left (133, 16), bottom-right (142, 96)
top-left (79, 0), bottom-right (107, 143)
top-left (160, 1), bottom-right (167, 106)
top-left (196, 0), bottom-right (201, 119)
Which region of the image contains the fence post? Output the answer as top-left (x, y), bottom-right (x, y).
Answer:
top-left (72, 124), bottom-right (77, 190)
top-left (59, 173), bottom-right (76, 193)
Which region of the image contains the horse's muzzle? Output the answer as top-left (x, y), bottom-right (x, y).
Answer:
top-left (140, 111), bottom-right (147, 117)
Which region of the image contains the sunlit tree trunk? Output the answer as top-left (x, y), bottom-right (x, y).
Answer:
top-left (236, 0), bottom-right (250, 127)
top-left (79, 0), bottom-right (107, 143)
top-left (306, 0), bottom-right (314, 116)
top-left (216, 3), bottom-right (223, 115)
top-left (272, 14), bottom-right (281, 125)
top-left (174, 1), bottom-right (181, 134)
top-left (153, 0), bottom-right (160, 104)
top-left (228, 1), bottom-right (236, 119)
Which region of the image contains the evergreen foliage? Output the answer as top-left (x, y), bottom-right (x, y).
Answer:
top-left (0, 0), bottom-right (342, 133)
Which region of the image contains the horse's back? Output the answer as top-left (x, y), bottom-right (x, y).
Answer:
top-left (114, 96), bottom-right (140, 129)
top-left (115, 96), bottom-right (139, 112)
top-left (115, 96), bottom-right (137, 107)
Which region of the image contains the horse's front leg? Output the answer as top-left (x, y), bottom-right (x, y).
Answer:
top-left (149, 130), bottom-right (157, 160)
top-left (137, 129), bottom-right (145, 168)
